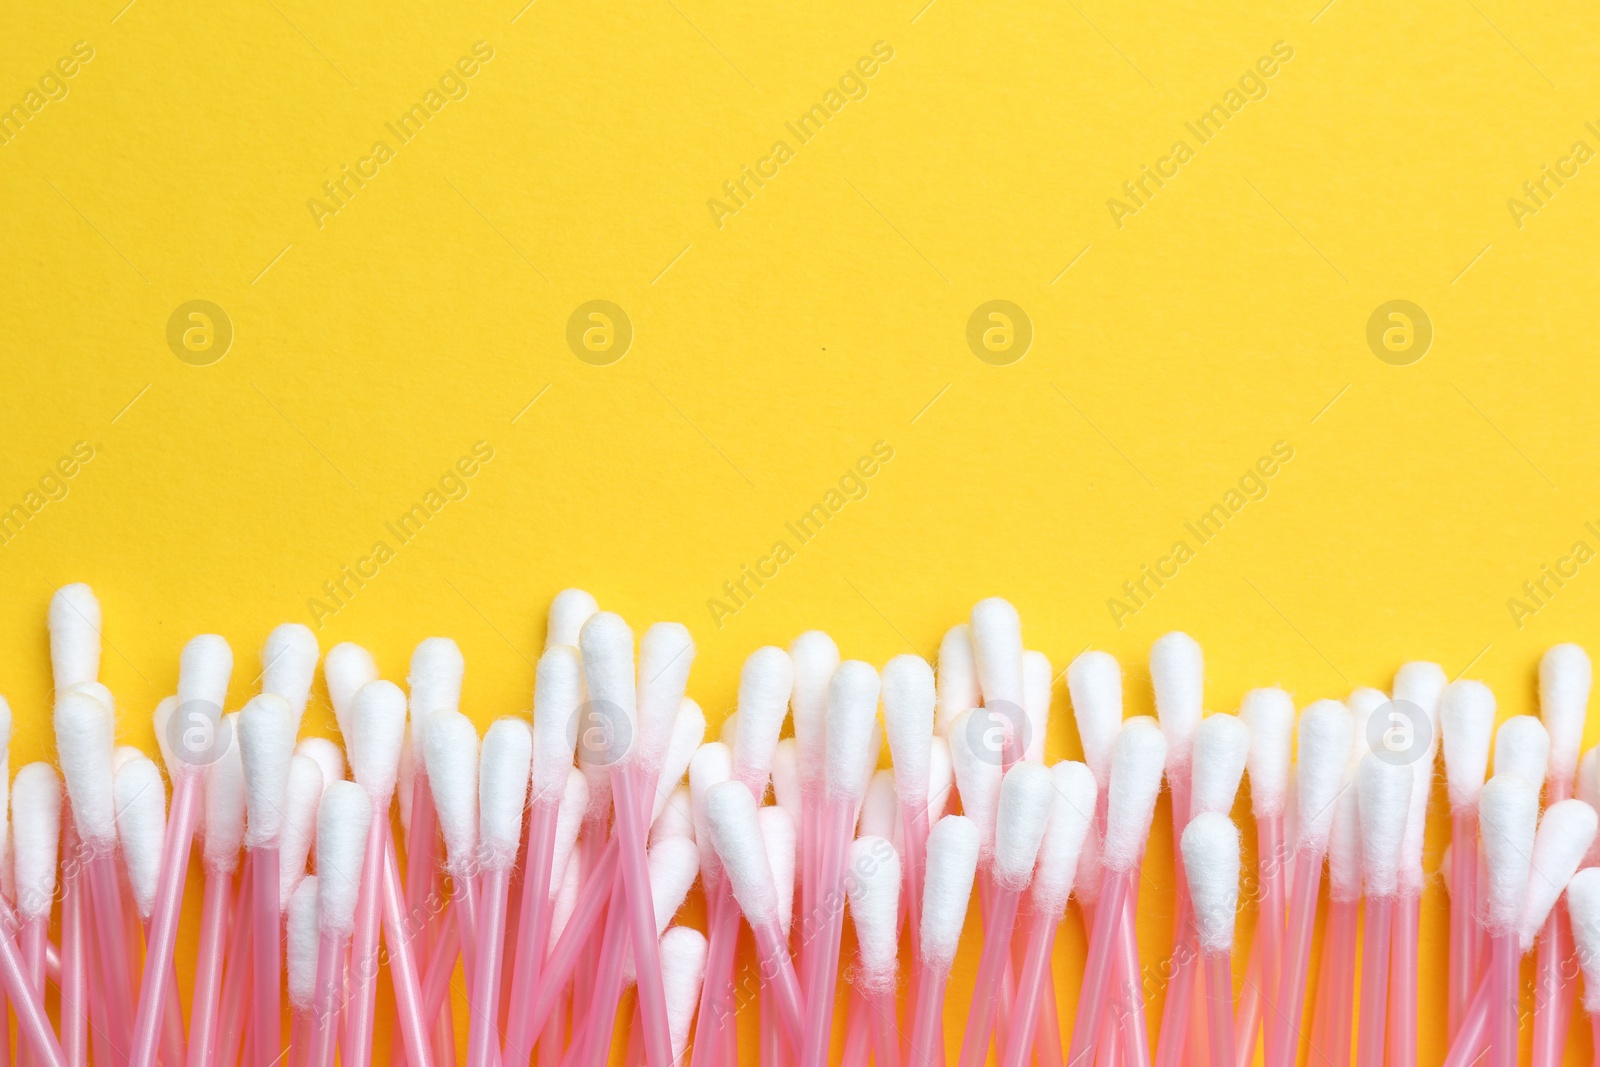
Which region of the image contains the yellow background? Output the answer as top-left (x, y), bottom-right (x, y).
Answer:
top-left (5, 0), bottom-right (1600, 1061)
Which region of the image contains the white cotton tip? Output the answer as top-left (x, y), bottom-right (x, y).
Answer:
top-left (660, 926), bottom-right (709, 1065)
top-left (651, 786), bottom-right (695, 847)
top-left (1345, 688), bottom-right (1387, 768)
top-left (204, 725), bottom-right (246, 873)
top-left (316, 781), bottom-right (373, 936)
top-left (1394, 661), bottom-right (1447, 721)
top-left (1181, 812), bottom-right (1241, 955)
top-left (324, 644), bottom-right (378, 739)
top-left (882, 655), bottom-right (935, 800)
top-left (286, 876), bottom-right (320, 1012)
top-left (690, 743), bottom-right (734, 883)
top-left (239, 694), bottom-right (296, 849)
top-left (178, 634), bottom-right (234, 716)
top-left (1067, 652), bottom-right (1122, 789)
top-left (1582, 748), bottom-right (1600, 867)
top-left (1240, 688), bottom-right (1294, 818)
top-left (759, 806), bottom-right (796, 937)
top-left (948, 708), bottom-right (1003, 859)
top-left (772, 739), bottom-right (801, 828)
top-left (407, 638), bottom-right (464, 761)
top-left (531, 645), bottom-right (581, 802)
top-left (114, 756), bottom-right (166, 919)
top-left (1495, 716), bottom-right (1550, 787)
top-left (1356, 754), bottom-right (1411, 898)
top-left (648, 835), bottom-right (700, 937)
top-left (263, 624), bottom-right (319, 729)
top-left (720, 714), bottom-right (739, 748)
top-left (1031, 761), bottom-right (1097, 915)
top-left (859, 770), bottom-right (898, 841)
top-left (790, 631), bottom-right (841, 782)
top-left (580, 613), bottom-right (638, 766)
top-left (112, 745), bottom-right (144, 774)
top-left (49, 584), bottom-right (102, 692)
top-left (424, 711), bottom-right (480, 869)
top-left (971, 598), bottom-right (1025, 710)
top-left (704, 780), bottom-right (779, 925)
top-left (653, 699), bottom-right (706, 825)
top-left (936, 625), bottom-right (979, 737)
top-left (825, 661), bottom-right (880, 801)
top-left (70, 680), bottom-right (114, 715)
top-left (547, 589), bottom-right (599, 649)
top-left (296, 737), bottom-right (345, 788)
top-left (1022, 651), bottom-right (1052, 765)
top-left (993, 762), bottom-right (1054, 889)
top-left (928, 736), bottom-right (954, 822)
top-left (1328, 786), bottom-right (1362, 902)
top-left (1189, 714), bottom-right (1250, 819)
top-left (549, 861), bottom-right (581, 951)
top-left (13, 763), bottom-right (61, 919)
top-left (1441, 681), bottom-right (1496, 811)
top-left (847, 836), bottom-right (901, 991)
top-left (1565, 869), bottom-right (1600, 1013)
top-left (733, 647), bottom-right (792, 795)
top-left (397, 734), bottom-right (414, 836)
top-left (1541, 645), bottom-right (1591, 784)
top-left (55, 689), bottom-right (116, 845)
top-left (1102, 719), bottom-right (1168, 872)
top-left (1151, 632), bottom-right (1203, 771)
top-left (478, 718), bottom-right (532, 867)
top-left (348, 680), bottom-right (406, 802)
top-left (1296, 701), bottom-right (1354, 853)
top-left (1480, 773), bottom-right (1540, 935)
top-left (548, 769), bottom-right (587, 898)
top-left (638, 623), bottom-right (696, 773)
top-left (920, 815), bottom-right (981, 971)
top-left (860, 719), bottom-right (883, 798)
top-left (1519, 799), bottom-right (1598, 951)
top-left (279, 756), bottom-right (323, 907)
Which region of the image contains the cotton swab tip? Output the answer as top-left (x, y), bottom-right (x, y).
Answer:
top-left (1356, 752), bottom-right (1412, 898)
top-left (1240, 687), bottom-right (1294, 817)
top-left (114, 755), bottom-right (167, 919)
top-left (992, 761), bottom-right (1053, 889)
top-left (262, 623), bottom-right (319, 721)
top-left (653, 698), bottom-right (706, 825)
top-left (280, 755), bottom-right (323, 906)
top-left (408, 637), bottom-right (464, 721)
top-left (758, 805), bottom-right (796, 937)
top-left (1030, 760), bottom-right (1096, 915)
top-left (549, 769), bottom-right (588, 897)
top-left (1022, 650), bottom-right (1052, 764)
top-left (882, 653), bottom-right (935, 798)
top-left (1151, 631), bottom-right (1203, 769)
top-left (645, 836), bottom-right (700, 949)
top-left (348, 679), bottom-right (407, 801)
top-left (1519, 798), bottom-right (1597, 950)
top-left (579, 611), bottom-right (638, 763)
top-left (479, 717), bottom-right (533, 868)
top-left (661, 926), bottom-right (709, 1064)
top-left (204, 729), bottom-right (246, 873)
top-left (639, 622), bottom-right (696, 770)
top-left (424, 710), bottom-right (480, 869)
top-left (1189, 713), bottom-right (1249, 819)
top-left (1440, 680), bottom-right (1495, 810)
top-left (846, 835), bottom-right (901, 992)
top-left (54, 688), bottom-right (116, 844)
top-left (296, 737), bottom-right (345, 788)
top-left (789, 630), bottom-right (841, 773)
top-left (1566, 868), bottom-right (1600, 1013)
top-left (239, 693), bottom-right (296, 848)
top-left (1540, 643), bottom-right (1591, 782)
top-left (1182, 811), bottom-right (1241, 954)
top-left (825, 660), bottom-right (881, 800)
top-left (920, 814), bottom-right (980, 971)
top-left (1393, 660), bottom-right (1447, 722)
top-left (315, 780), bottom-right (373, 935)
top-left (859, 770), bottom-right (897, 842)
top-left (287, 876), bottom-right (320, 1012)
top-left (652, 785), bottom-right (694, 847)
top-left (704, 779), bottom-right (780, 925)
top-left (12, 762), bottom-right (61, 919)
top-left (970, 596), bottom-right (1025, 708)
top-left (949, 707), bottom-right (1003, 857)
top-left (1296, 700), bottom-right (1353, 852)
top-left (690, 741), bottom-right (733, 883)
top-left (1479, 772), bottom-right (1540, 936)
top-left (1494, 715), bottom-right (1550, 786)
top-left (732, 645), bottom-right (792, 791)
top-left (532, 643), bottom-right (582, 800)
top-left (324, 642), bottom-right (378, 735)
top-left (546, 588), bottom-right (599, 648)
top-left (1067, 650), bottom-right (1123, 788)
top-left (1102, 718), bottom-right (1168, 871)
top-left (936, 624), bottom-right (979, 737)
top-left (178, 633), bottom-right (234, 715)
top-left (49, 582), bottom-right (102, 691)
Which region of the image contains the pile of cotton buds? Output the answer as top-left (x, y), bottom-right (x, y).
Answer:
top-left (4, 584), bottom-right (1600, 1067)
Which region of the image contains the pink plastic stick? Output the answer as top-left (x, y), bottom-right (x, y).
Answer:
top-left (85, 850), bottom-right (137, 1061)
top-left (186, 870), bottom-right (231, 1067)
top-left (217, 856), bottom-right (256, 1067)
top-left (1533, 779), bottom-right (1575, 1067)
top-left (379, 831), bottom-right (439, 1067)
top-left (1309, 898), bottom-right (1357, 1067)
top-left (0, 921), bottom-right (64, 1067)
top-left (1037, 968), bottom-right (1065, 1067)
top-left (799, 791), bottom-right (821, 991)
top-left (1266, 848), bottom-right (1324, 1067)
top-left (128, 773), bottom-right (200, 1067)
top-left (908, 961), bottom-right (950, 1067)
top-left (901, 800), bottom-right (930, 966)
top-left (538, 986), bottom-right (569, 1067)
top-left (421, 910), bottom-right (462, 1022)
top-left (1152, 932), bottom-right (1196, 1067)
top-left (251, 848), bottom-right (283, 1067)
top-left (762, 985), bottom-right (789, 1067)
top-left (867, 989), bottom-right (901, 1067)
top-left (959, 884), bottom-right (1022, 1067)
top-left (344, 808), bottom-right (388, 1067)
top-left (999, 907), bottom-right (1059, 1067)
top-left (690, 884), bottom-right (738, 1067)
top-left (1204, 951), bottom-right (1236, 1067)
top-left (610, 766), bottom-right (674, 1067)
top-left (750, 917), bottom-right (804, 1046)
top-left (801, 797), bottom-right (856, 1067)
top-left (1448, 809), bottom-right (1478, 1040)
top-left (571, 865), bottom-right (631, 1067)
top-left (526, 843), bottom-right (620, 1040)
top-left (1113, 886), bottom-right (1152, 1067)
top-left (1246, 813), bottom-right (1287, 1066)
top-left (1489, 934), bottom-right (1518, 1067)
top-left (1591, 1012), bottom-right (1600, 1067)
top-left (290, 1013), bottom-right (309, 1067)
top-left (59, 855), bottom-right (87, 1067)
top-left (309, 933), bottom-right (348, 1067)
top-left (503, 798), bottom-right (561, 1067)
top-left (1065, 869), bottom-right (1131, 1067)
top-left (1388, 891), bottom-right (1421, 1067)
top-left (468, 866), bottom-right (513, 1067)
top-left (1355, 895), bottom-right (1395, 1067)
top-left (1442, 972), bottom-right (1497, 1067)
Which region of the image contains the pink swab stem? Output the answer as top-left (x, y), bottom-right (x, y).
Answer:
top-left (537, 985), bottom-right (569, 1067)
top-left (1266, 848), bottom-right (1326, 1067)
top-left (1065, 868), bottom-right (1131, 1067)
top-left (1151, 930), bottom-right (1196, 1067)
top-left (420, 911), bottom-right (462, 1022)
top-left (84, 849), bottom-right (137, 1060)
top-left (1309, 897), bottom-right (1357, 1067)
top-left (503, 798), bottom-right (560, 1067)
top-left (1448, 809), bottom-right (1478, 1039)
top-left (185, 868), bottom-right (231, 1067)
top-left (1037, 967), bottom-right (1066, 1067)
top-left (290, 1012), bottom-right (310, 1067)
top-left (958, 883), bottom-right (1022, 1067)
top-left (0, 918), bottom-right (66, 1067)
top-left (1388, 890), bottom-right (1421, 1067)
top-left (611, 765), bottom-right (674, 1067)
top-left (762, 985), bottom-right (789, 1067)
top-left (571, 865), bottom-right (630, 1067)
top-left (59, 862), bottom-right (87, 1067)
top-left (800, 797), bottom-right (856, 1067)
top-left (999, 907), bottom-right (1060, 1067)
top-left (251, 847), bottom-right (283, 1067)
top-left (866, 989), bottom-right (901, 1067)
top-left (1591, 1012), bottom-right (1600, 1067)
top-left (1243, 812), bottom-right (1286, 1067)
top-left (1533, 777), bottom-right (1575, 1067)
top-left (689, 883), bottom-right (737, 1067)
top-left (468, 865), bottom-right (513, 1067)
top-left (309, 933), bottom-right (349, 1067)
top-left (900, 800), bottom-right (929, 966)
top-left (344, 805), bottom-right (388, 1067)
top-left (1204, 950), bottom-right (1236, 1067)
top-left (217, 855), bottom-right (256, 1067)
top-left (128, 772), bottom-right (200, 1067)
top-left (1113, 883), bottom-right (1152, 1067)
top-left (1442, 970), bottom-right (1495, 1067)
top-left (526, 843), bottom-right (620, 1040)
top-left (380, 830), bottom-right (438, 1067)
top-left (908, 961), bottom-right (950, 1067)
top-left (749, 916), bottom-right (804, 1046)
top-left (799, 790), bottom-right (821, 991)
top-left (142, 917), bottom-right (188, 1067)
top-left (1355, 895), bottom-right (1395, 1067)
top-left (1489, 933), bottom-right (1518, 1067)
